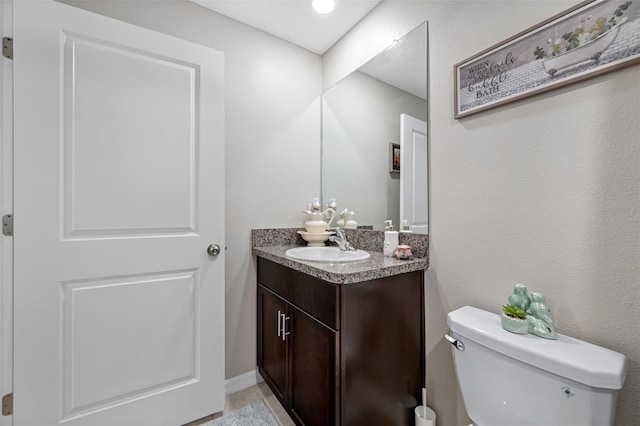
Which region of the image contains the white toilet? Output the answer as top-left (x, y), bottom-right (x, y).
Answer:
top-left (446, 306), bottom-right (627, 426)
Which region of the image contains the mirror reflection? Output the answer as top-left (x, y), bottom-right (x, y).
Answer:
top-left (321, 22), bottom-right (428, 232)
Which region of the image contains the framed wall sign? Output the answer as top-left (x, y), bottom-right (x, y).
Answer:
top-left (389, 143), bottom-right (400, 173)
top-left (454, 0), bottom-right (639, 119)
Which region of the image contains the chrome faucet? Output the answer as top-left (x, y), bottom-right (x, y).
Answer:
top-left (329, 228), bottom-right (356, 251)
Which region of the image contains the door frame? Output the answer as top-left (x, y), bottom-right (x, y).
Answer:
top-left (0, 1), bottom-right (13, 425)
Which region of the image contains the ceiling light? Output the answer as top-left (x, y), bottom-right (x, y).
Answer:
top-left (312, 0), bottom-right (335, 14)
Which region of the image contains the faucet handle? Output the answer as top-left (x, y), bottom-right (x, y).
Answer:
top-left (331, 227), bottom-right (347, 238)
top-left (328, 228), bottom-right (356, 251)
top-left (329, 234), bottom-right (345, 250)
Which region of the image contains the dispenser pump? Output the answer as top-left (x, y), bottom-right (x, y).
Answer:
top-left (384, 220), bottom-right (396, 231)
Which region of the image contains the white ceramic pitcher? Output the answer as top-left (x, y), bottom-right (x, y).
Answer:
top-left (302, 208), bottom-right (335, 233)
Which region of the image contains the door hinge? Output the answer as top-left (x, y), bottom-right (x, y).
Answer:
top-left (2, 214), bottom-right (13, 236)
top-left (2, 37), bottom-right (12, 60)
top-left (2, 393), bottom-right (12, 416)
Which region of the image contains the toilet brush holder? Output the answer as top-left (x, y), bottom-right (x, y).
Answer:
top-left (414, 405), bottom-right (436, 426)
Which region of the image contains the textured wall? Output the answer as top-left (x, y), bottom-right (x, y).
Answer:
top-left (61, 0), bottom-right (323, 380)
top-left (325, 1), bottom-right (640, 425)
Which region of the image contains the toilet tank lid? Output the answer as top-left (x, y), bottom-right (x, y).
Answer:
top-left (447, 306), bottom-right (627, 390)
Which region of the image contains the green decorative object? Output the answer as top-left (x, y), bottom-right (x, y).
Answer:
top-left (529, 292), bottom-right (554, 325)
top-left (507, 283), bottom-right (531, 312)
top-left (501, 304), bottom-right (530, 334)
top-left (528, 292), bottom-right (557, 339)
top-left (501, 285), bottom-right (558, 339)
top-left (502, 304), bottom-right (527, 319)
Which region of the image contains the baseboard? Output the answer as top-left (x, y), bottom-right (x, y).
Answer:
top-left (225, 368), bottom-right (264, 395)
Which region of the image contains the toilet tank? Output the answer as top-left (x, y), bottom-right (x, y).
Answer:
top-left (447, 306), bottom-right (627, 426)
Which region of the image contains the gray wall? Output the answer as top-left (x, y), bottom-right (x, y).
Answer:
top-left (322, 71), bottom-right (426, 230)
top-left (325, 1), bottom-right (640, 425)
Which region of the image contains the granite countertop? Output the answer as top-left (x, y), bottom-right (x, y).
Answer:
top-left (252, 245), bottom-right (427, 284)
top-left (252, 227), bottom-right (429, 284)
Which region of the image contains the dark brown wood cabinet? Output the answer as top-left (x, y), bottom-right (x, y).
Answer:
top-left (258, 287), bottom-right (288, 402)
top-left (257, 257), bottom-right (424, 426)
top-left (258, 286), bottom-right (338, 425)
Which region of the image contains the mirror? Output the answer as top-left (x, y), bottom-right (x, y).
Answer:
top-left (321, 22), bottom-right (428, 232)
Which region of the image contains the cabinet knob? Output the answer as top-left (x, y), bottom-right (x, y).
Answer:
top-left (281, 314), bottom-right (291, 341)
top-left (277, 310), bottom-right (282, 337)
top-left (277, 310), bottom-right (290, 341)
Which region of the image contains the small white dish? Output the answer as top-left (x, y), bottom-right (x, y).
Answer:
top-left (297, 230), bottom-right (335, 247)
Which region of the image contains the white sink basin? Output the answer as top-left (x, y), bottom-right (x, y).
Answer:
top-left (285, 247), bottom-right (370, 263)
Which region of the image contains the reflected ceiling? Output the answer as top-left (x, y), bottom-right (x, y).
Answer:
top-left (358, 26), bottom-right (427, 99)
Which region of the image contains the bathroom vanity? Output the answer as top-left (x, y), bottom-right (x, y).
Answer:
top-left (253, 229), bottom-right (428, 426)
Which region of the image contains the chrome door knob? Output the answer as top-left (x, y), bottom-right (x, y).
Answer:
top-left (207, 244), bottom-right (221, 256)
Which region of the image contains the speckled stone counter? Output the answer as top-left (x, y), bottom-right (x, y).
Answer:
top-left (252, 228), bottom-right (429, 285)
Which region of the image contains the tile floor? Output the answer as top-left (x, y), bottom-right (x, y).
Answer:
top-left (185, 381), bottom-right (294, 426)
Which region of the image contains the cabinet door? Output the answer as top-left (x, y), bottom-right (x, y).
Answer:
top-left (341, 271), bottom-right (424, 425)
top-left (257, 286), bottom-right (288, 403)
top-left (289, 306), bottom-right (339, 426)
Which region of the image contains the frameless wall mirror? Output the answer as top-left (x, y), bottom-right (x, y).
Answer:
top-left (321, 21), bottom-right (428, 232)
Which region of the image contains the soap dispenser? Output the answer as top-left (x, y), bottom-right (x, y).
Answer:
top-left (383, 220), bottom-right (399, 257)
top-left (400, 220), bottom-right (413, 233)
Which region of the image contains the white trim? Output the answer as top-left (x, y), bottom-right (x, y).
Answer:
top-left (224, 369), bottom-right (264, 396)
top-left (0, 2), bottom-right (13, 425)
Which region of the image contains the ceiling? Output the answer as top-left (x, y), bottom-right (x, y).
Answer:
top-left (190, 0), bottom-right (425, 99)
top-left (190, 0), bottom-right (382, 55)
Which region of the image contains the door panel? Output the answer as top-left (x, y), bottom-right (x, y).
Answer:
top-left (63, 33), bottom-right (198, 237)
top-left (290, 306), bottom-right (338, 426)
top-left (61, 270), bottom-right (199, 419)
top-left (13, 1), bottom-right (225, 424)
top-left (258, 286), bottom-right (288, 403)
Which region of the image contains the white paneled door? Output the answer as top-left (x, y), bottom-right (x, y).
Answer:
top-left (13, 1), bottom-right (225, 424)
top-left (400, 113), bottom-right (428, 234)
